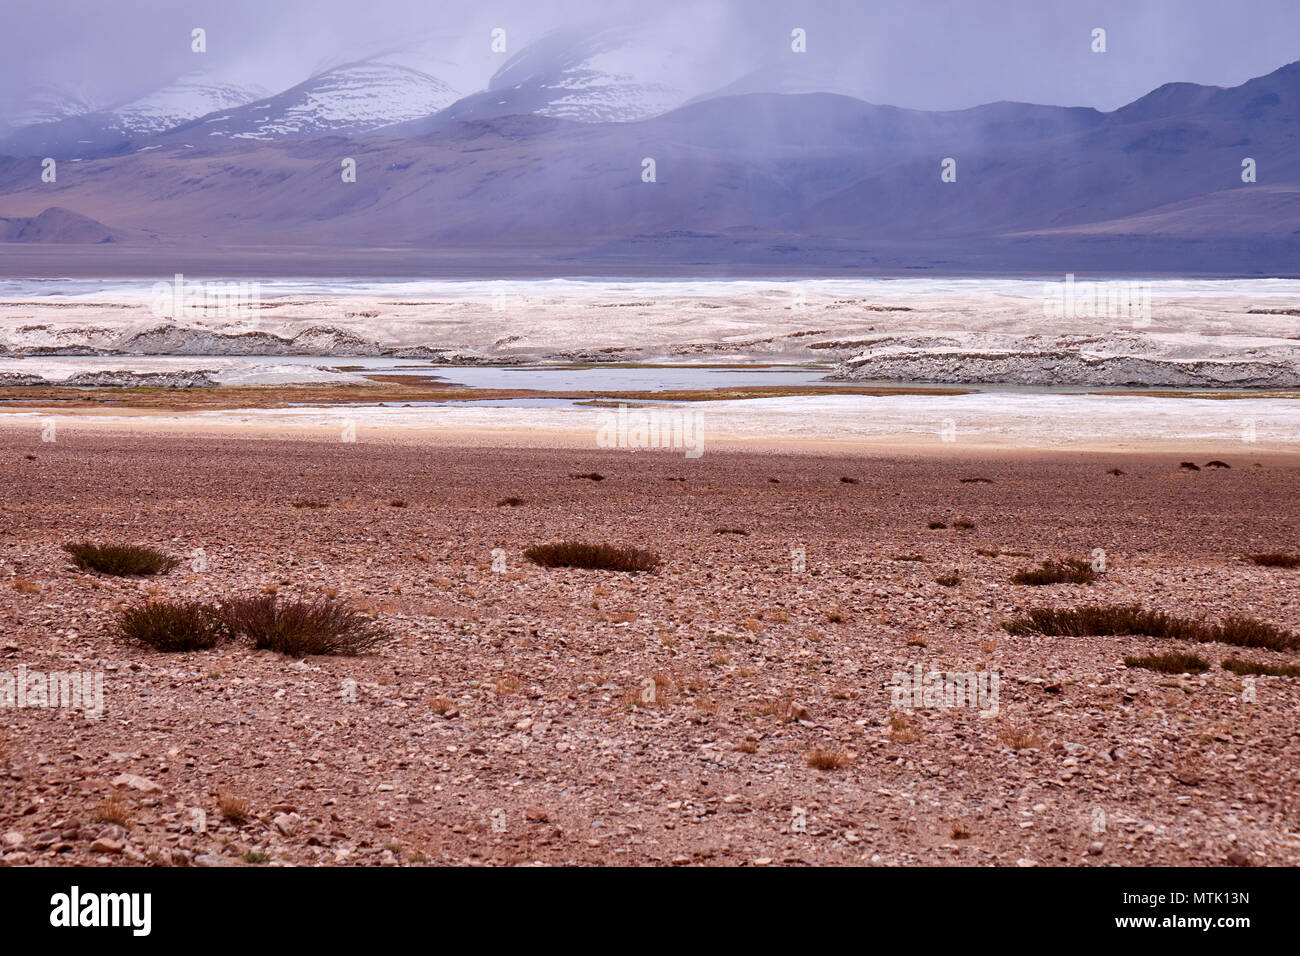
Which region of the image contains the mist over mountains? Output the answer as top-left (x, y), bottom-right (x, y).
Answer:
top-left (1, 23), bottom-right (1298, 275)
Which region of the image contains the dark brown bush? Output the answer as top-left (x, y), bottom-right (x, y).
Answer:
top-left (1222, 658), bottom-right (1300, 677)
top-left (524, 542), bottom-right (661, 573)
top-left (220, 594), bottom-right (388, 657)
top-left (569, 472), bottom-right (604, 481)
top-left (1124, 652), bottom-right (1210, 674)
top-left (1002, 605), bottom-right (1300, 652)
top-left (1011, 558), bottom-right (1098, 586)
top-left (115, 600), bottom-right (228, 651)
top-left (1245, 553), bottom-right (1300, 568)
top-left (63, 542), bottom-right (178, 577)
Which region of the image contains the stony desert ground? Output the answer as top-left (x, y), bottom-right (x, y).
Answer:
top-left (1, 428), bottom-right (1298, 866)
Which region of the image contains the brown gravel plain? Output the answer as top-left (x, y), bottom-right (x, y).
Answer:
top-left (1, 429), bottom-right (1299, 867)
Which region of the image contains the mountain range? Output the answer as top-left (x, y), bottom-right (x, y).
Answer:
top-left (1, 38), bottom-right (1297, 275)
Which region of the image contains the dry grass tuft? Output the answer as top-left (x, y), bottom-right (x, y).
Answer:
top-left (933, 574), bottom-right (961, 587)
top-left (960, 477), bottom-right (994, 484)
top-left (495, 497), bottom-right (525, 507)
top-left (92, 793), bottom-right (131, 827)
top-left (290, 499), bottom-right (329, 509)
top-left (839, 476), bottom-right (859, 484)
top-left (491, 675), bottom-right (522, 695)
top-left (712, 527), bottom-right (748, 535)
top-left (427, 695), bottom-right (455, 714)
top-left (806, 747), bottom-right (852, 770)
top-left (889, 715), bottom-right (923, 743)
top-left (952, 520), bottom-right (975, 530)
top-left (928, 521), bottom-right (948, 530)
top-left (219, 793), bottom-right (251, 824)
top-left (11, 577), bottom-right (40, 594)
top-left (1011, 558), bottom-right (1098, 586)
top-left (388, 499), bottom-right (408, 508)
top-left (569, 472), bottom-right (605, 481)
top-left (997, 724), bottom-right (1043, 750)
top-left (524, 541), bottom-right (661, 572)
top-left (63, 542), bottom-right (178, 577)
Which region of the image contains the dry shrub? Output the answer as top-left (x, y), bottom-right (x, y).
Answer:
top-left (291, 499), bottom-right (329, 508)
top-left (63, 542), bottom-right (178, 577)
top-left (1124, 652), bottom-right (1210, 674)
top-left (1246, 553), bottom-right (1300, 569)
top-left (1002, 605), bottom-right (1300, 651)
top-left (1222, 658), bottom-right (1300, 677)
top-left (934, 574), bottom-right (961, 587)
top-left (928, 521), bottom-right (948, 530)
top-left (11, 577), bottom-right (40, 594)
top-left (952, 520), bottom-right (975, 530)
top-left (92, 793), bottom-right (131, 827)
top-left (997, 724), bottom-right (1043, 750)
top-left (754, 697), bottom-right (794, 720)
top-left (524, 541), bottom-right (660, 573)
top-left (569, 472), bottom-right (604, 481)
top-left (959, 477), bottom-right (993, 484)
top-left (889, 715), bottom-right (923, 743)
top-left (491, 675), bottom-right (521, 695)
top-left (496, 497), bottom-right (525, 507)
top-left (1011, 558), bottom-right (1098, 586)
top-left (219, 793), bottom-right (250, 824)
top-left (115, 600), bottom-right (228, 651)
top-left (806, 747), bottom-right (851, 770)
top-left (220, 594), bottom-right (388, 656)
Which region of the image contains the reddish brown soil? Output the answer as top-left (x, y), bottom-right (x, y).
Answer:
top-left (1, 432), bottom-right (1298, 866)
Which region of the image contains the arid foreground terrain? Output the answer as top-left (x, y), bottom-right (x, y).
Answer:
top-left (1, 431), bottom-right (1298, 867)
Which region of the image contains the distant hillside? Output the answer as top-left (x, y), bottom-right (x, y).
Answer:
top-left (1, 60), bottom-right (1298, 274)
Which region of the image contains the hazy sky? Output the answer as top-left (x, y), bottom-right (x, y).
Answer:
top-left (4, 0), bottom-right (1300, 118)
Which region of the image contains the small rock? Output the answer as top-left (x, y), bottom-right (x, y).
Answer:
top-left (111, 773), bottom-right (162, 793)
top-left (1087, 842), bottom-right (1105, 856)
top-left (90, 838), bottom-right (125, 854)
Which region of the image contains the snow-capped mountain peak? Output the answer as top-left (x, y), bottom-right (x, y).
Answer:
top-left (109, 72), bottom-right (272, 136)
top-left (184, 60), bottom-right (460, 139)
